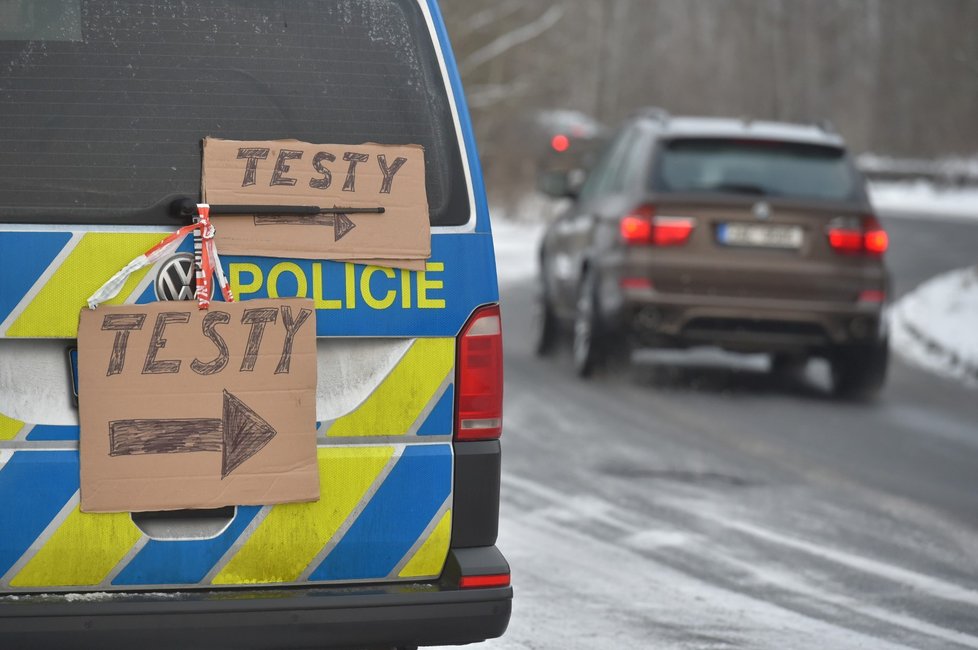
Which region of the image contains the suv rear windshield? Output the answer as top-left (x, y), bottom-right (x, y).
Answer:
top-left (654, 138), bottom-right (862, 202)
top-left (0, 0), bottom-right (468, 226)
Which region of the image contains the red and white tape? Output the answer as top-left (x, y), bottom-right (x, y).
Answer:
top-left (87, 204), bottom-right (234, 310)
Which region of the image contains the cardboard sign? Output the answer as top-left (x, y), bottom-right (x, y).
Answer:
top-left (78, 298), bottom-right (319, 513)
top-left (203, 138), bottom-right (430, 270)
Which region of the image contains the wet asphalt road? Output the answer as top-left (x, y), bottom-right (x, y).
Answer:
top-left (486, 215), bottom-right (978, 649)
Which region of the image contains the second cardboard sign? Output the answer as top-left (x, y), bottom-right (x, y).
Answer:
top-left (203, 138), bottom-right (430, 271)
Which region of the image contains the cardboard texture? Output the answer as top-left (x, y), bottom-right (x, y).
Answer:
top-left (78, 298), bottom-right (319, 513)
top-left (203, 138), bottom-right (430, 270)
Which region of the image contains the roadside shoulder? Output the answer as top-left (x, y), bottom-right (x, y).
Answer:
top-left (891, 266), bottom-right (978, 388)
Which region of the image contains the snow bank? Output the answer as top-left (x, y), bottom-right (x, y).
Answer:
top-left (490, 198), bottom-right (549, 286)
top-left (490, 218), bottom-right (543, 286)
top-left (891, 266), bottom-right (978, 388)
top-left (858, 153), bottom-right (978, 181)
top-left (870, 181), bottom-right (978, 221)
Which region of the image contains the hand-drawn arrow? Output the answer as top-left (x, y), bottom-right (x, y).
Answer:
top-left (174, 201), bottom-right (385, 243)
top-left (108, 390), bottom-right (277, 478)
top-left (253, 211), bottom-right (359, 241)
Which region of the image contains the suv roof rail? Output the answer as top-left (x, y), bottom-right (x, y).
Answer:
top-left (631, 106), bottom-right (670, 123)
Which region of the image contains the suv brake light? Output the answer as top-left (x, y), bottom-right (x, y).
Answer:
top-left (620, 205), bottom-right (695, 246)
top-left (455, 305), bottom-right (503, 441)
top-left (827, 215), bottom-right (888, 256)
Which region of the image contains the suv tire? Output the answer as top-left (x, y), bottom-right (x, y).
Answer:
top-left (573, 270), bottom-right (605, 377)
top-left (830, 338), bottom-right (889, 400)
top-left (533, 283), bottom-right (560, 357)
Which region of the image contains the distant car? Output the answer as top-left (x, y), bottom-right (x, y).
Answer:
top-left (536, 110), bottom-right (890, 399)
top-left (531, 109), bottom-right (608, 160)
top-left (500, 109), bottom-right (608, 173)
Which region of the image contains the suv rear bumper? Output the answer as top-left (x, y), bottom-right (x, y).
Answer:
top-left (613, 288), bottom-right (884, 352)
top-left (0, 549), bottom-right (511, 650)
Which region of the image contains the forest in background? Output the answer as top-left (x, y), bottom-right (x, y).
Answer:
top-left (440, 0), bottom-right (978, 200)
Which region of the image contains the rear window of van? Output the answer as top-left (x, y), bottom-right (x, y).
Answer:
top-left (0, 0), bottom-right (469, 226)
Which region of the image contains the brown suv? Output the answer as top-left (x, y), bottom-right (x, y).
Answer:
top-left (535, 111), bottom-right (890, 398)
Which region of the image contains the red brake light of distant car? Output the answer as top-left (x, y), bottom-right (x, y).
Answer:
top-left (620, 205), bottom-right (694, 246)
top-left (459, 573), bottom-right (511, 589)
top-left (551, 134), bottom-right (570, 153)
top-left (828, 215), bottom-right (888, 256)
top-left (858, 290), bottom-right (886, 303)
top-left (455, 304), bottom-right (503, 441)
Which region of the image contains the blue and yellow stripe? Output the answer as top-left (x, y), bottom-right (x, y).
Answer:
top-left (0, 444), bottom-right (452, 590)
top-left (0, 334), bottom-right (456, 591)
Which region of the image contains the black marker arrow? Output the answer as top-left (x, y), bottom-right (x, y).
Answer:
top-left (108, 390), bottom-right (277, 478)
top-left (253, 212), bottom-right (358, 241)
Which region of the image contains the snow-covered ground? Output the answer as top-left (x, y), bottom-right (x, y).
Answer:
top-left (869, 181), bottom-right (978, 221)
top-left (891, 266), bottom-right (978, 389)
top-left (869, 182), bottom-right (978, 387)
top-left (490, 216), bottom-right (543, 286)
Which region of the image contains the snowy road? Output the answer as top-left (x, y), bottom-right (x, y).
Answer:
top-left (479, 215), bottom-right (978, 649)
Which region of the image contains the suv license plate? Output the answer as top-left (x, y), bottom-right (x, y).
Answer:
top-left (718, 223), bottom-right (803, 249)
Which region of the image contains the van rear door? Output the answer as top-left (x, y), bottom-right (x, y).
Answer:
top-left (0, 0), bottom-right (498, 593)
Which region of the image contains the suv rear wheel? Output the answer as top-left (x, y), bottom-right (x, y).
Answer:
top-left (830, 338), bottom-right (889, 400)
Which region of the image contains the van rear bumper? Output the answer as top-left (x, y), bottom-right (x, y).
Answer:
top-left (0, 547), bottom-right (512, 650)
top-left (0, 583), bottom-right (511, 650)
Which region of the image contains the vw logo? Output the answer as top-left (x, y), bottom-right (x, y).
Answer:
top-left (155, 254), bottom-right (196, 301)
top-left (753, 201), bottom-right (772, 221)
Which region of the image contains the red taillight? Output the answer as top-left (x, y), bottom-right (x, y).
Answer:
top-left (620, 277), bottom-right (653, 290)
top-left (550, 134), bottom-right (570, 153)
top-left (460, 573), bottom-right (511, 589)
top-left (864, 218), bottom-right (889, 255)
top-left (620, 214), bottom-right (653, 243)
top-left (620, 205), bottom-right (694, 246)
top-left (455, 304), bottom-right (503, 441)
top-left (828, 227), bottom-right (864, 253)
top-left (828, 215), bottom-right (888, 256)
top-left (858, 290), bottom-right (886, 303)
top-left (652, 216), bottom-right (695, 246)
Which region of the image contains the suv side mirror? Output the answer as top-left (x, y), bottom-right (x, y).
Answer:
top-left (537, 169), bottom-right (586, 199)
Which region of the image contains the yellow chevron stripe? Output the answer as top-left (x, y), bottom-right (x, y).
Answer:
top-left (398, 509), bottom-right (452, 578)
top-left (10, 505), bottom-right (142, 587)
top-left (0, 413), bottom-right (24, 441)
top-left (212, 446), bottom-right (395, 585)
top-left (327, 338), bottom-right (454, 437)
top-left (7, 232), bottom-right (168, 338)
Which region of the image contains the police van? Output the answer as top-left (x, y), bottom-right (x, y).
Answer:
top-left (0, 1), bottom-right (510, 648)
